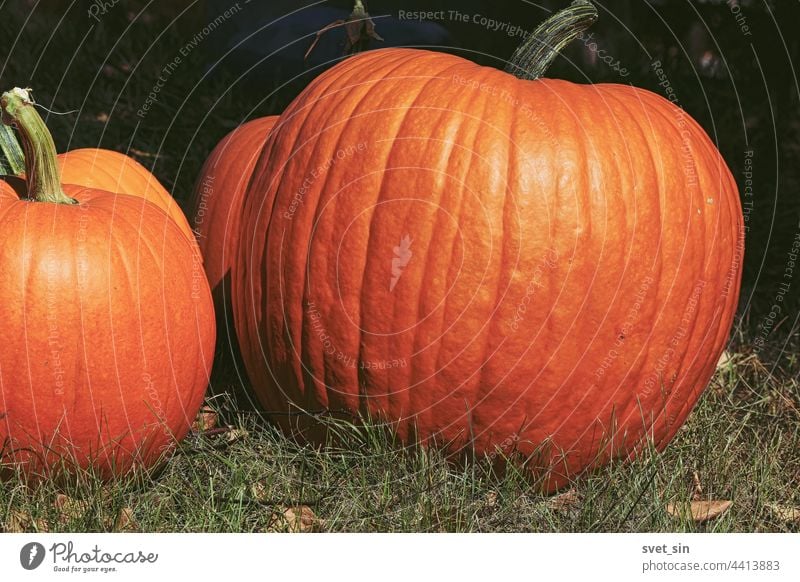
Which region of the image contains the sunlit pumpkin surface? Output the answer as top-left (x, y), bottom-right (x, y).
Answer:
top-left (234, 48), bottom-right (743, 490)
top-left (0, 182), bottom-right (215, 480)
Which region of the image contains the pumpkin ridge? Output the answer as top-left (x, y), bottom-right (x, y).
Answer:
top-left (371, 60), bottom-right (482, 434)
top-left (631, 89), bottom-right (712, 402)
top-left (103, 197), bottom-right (145, 443)
top-left (555, 89), bottom-right (686, 456)
top-left (600, 86), bottom-right (670, 393)
top-left (525, 84), bottom-right (594, 436)
top-left (316, 60), bottom-right (413, 417)
top-left (640, 105), bottom-right (737, 449)
top-left (276, 51), bottom-right (404, 415)
top-left (578, 87), bottom-right (660, 426)
top-left (390, 69), bottom-right (478, 442)
top-left (235, 127), bottom-right (281, 395)
top-left (510, 84), bottom-right (596, 436)
top-left (599, 86), bottom-right (670, 400)
top-left (578, 90), bottom-right (732, 456)
top-left (295, 59), bottom-right (392, 415)
top-left (150, 203), bottom-right (191, 422)
top-left (309, 54), bottom-right (451, 418)
top-left (561, 84), bottom-right (627, 423)
top-left (102, 196), bottom-right (170, 430)
top-left (461, 67), bottom-right (521, 444)
top-left (486, 85), bottom-right (646, 459)
top-left (19, 205), bottom-right (44, 447)
top-left (400, 70), bottom-right (487, 435)
top-left (492, 84), bottom-right (564, 426)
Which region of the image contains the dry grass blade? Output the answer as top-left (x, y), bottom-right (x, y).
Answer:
top-left (665, 500), bottom-right (732, 523)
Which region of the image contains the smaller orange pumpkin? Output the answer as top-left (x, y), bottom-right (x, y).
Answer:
top-left (0, 88), bottom-right (215, 481)
top-left (0, 113), bottom-right (193, 240)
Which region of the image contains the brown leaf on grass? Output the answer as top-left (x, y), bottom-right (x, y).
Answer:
top-left (225, 428), bottom-right (249, 444)
top-left (716, 351), bottom-right (733, 370)
top-left (268, 506), bottom-right (320, 533)
top-left (2, 510), bottom-right (49, 533)
top-left (113, 507), bottom-right (138, 532)
top-left (250, 482), bottom-right (269, 503)
top-left (55, 493), bottom-right (138, 531)
top-left (54, 493), bottom-right (89, 523)
top-left (192, 406), bottom-right (219, 433)
top-left (665, 500), bottom-right (732, 523)
top-left (548, 488), bottom-right (582, 511)
top-left (765, 503), bottom-right (800, 523)
top-left (484, 491), bottom-right (498, 508)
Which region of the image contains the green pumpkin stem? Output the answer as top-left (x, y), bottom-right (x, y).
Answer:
top-left (0, 122), bottom-right (25, 176)
top-left (0, 87), bottom-right (74, 204)
top-left (506, 0), bottom-right (599, 80)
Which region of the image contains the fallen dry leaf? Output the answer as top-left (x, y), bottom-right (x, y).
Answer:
top-left (54, 493), bottom-right (89, 523)
top-left (484, 491), bottom-right (498, 508)
top-left (2, 510), bottom-right (49, 533)
top-left (305, 0), bottom-right (383, 60)
top-left (113, 507), bottom-right (138, 532)
top-left (765, 503), bottom-right (800, 523)
top-left (225, 428), bottom-right (249, 444)
top-left (250, 482), bottom-right (269, 503)
top-left (665, 500), bottom-right (732, 523)
top-left (269, 506), bottom-right (319, 533)
top-left (548, 488), bottom-right (582, 511)
top-left (716, 351), bottom-right (733, 370)
top-left (192, 406), bottom-right (219, 433)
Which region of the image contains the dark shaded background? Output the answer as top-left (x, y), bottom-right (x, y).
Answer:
top-left (1, 0), bottom-right (798, 341)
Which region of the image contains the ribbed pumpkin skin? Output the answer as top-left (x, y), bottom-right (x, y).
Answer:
top-left (0, 185), bottom-right (215, 479)
top-left (234, 48), bottom-right (743, 488)
top-left (191, 117), bottom-right (278, 294)
top-left (58, 148), bottom-right (194, 240)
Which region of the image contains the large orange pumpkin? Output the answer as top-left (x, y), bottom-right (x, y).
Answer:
top-left (190, 116), bottom-right (278, 380)
top-left (0, 88), bottom-right (215, 480)
top-left (233, 3), bottom-right (744, 489)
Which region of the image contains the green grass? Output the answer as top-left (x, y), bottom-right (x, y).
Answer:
top-left (2, 334), bottom-right (798, 533)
